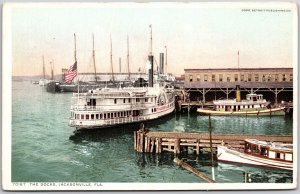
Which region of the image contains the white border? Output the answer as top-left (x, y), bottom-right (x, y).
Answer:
top-left (2, 1), bottom-right (298, 191)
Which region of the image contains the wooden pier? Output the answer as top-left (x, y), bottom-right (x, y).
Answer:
top-left (134, 130), bottom-right (293, 154)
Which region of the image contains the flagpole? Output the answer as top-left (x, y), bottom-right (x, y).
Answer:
top-left (74, 33), bottom-right (79, 103)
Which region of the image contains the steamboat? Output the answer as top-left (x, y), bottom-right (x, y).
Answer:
top-left (217, 139), bottom-right (293, 170)
top-left (197, 86), bottom-right (286, 116)
top-left (69, 55), bottom-right (175, 130)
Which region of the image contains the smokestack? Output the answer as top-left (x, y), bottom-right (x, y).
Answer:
top-left (236, 85), bottom-right (241, 102)
top-left (148, 55), bottom-right (154, 87)
top-left (159, 53), bottom-right (164, 74)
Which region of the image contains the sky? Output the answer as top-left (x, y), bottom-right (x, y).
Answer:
top-left (6, 2), bottom-right (296, 76)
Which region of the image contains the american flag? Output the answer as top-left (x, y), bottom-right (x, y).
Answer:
top-left (64, 61), bottom-right (77, 83)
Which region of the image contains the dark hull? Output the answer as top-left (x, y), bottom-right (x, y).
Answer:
top-left (46, 81), bottom-right (61, 93)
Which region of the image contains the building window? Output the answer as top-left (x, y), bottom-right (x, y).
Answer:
top-left (100, 114), bottom-right (103, 119)
top-left (91, 114), bottom-right (94, 119)
top-left (219, 74), bottom-right (223, 82)
top-left (275, 74), bottom-right (279, 82)
top-left (86, 114), bottom-right (89, 120)
top-left (240, 74), bottom-right (244, 82)
top-left (290, 74), bottom-right (293, 81)
top-left (128, 98), bottom-right (131, 103)
top-left (234, 74), bottom-right (238, 82)
top-left (196, 74), bottom-right (201, 82)
top-left (114, 99), bottom-right (117, 104)
top-left (254, 74), bottom-right (259, 82)
top-left (81, 114), bottom-right (84, 120)
top-left (282, 74), bottom-right (286, 81)
top-left (145, 98), bottom-right (148, 102)
top-left (123, 99), bottom-right (126, 103)
top-left (262, 75), bottom-right (266, 82)
top-left (96, 114), bottom-right (99, 119)
top-left (107, 113), bottom-right (110, 119)
top-left (189, 75), bottom-right (193, 82)
top-left (204, 74), bottom-right (208, 82)
top-left (227, 74), bottom-right (231, 82)
top-left (248, 74), bottom-right (252, 82)
top-left (136, 98), bottom-right (140, 102)
top-left (268, 75), bottom-right (272, 82)
top-left (212, 74), bottom-right (215, 82)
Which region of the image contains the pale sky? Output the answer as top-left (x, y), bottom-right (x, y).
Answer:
top-left (8, 3), bottom-right (296, 76)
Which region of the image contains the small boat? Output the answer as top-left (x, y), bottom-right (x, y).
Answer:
top-left (217, 139), bottom-right (293, 170)
top-left (197, 86), bottom-right (286, 116)
top-left (39, 56), bottom-right (50, 86)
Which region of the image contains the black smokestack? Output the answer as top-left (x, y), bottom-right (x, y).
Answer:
top-left (159, 53), bottom-right (164, 74)
top-left (148, 55), bottom-right (154, 87)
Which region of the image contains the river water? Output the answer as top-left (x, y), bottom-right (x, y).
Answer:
top-left (12, 81), bottom-right (293, 183)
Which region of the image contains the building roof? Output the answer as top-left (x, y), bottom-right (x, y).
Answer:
top-left (184, 67), bottom-right (292, 71)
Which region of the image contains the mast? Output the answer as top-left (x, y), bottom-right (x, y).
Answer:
top-left (92, 34), bottom-right (97, 82)
top-left (110, 35), bottom-right (115, 83)
top-left (127, 35), bottom-right (131, 80)
top-left (42, 56), bottom-right (45, 79)
top-left (50, 61), bottom-right (54, 80)
top-left (149, 25), bottom-right (152, 55)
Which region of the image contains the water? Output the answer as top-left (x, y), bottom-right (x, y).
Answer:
top-left (12, 81), bottom-right (293, 183)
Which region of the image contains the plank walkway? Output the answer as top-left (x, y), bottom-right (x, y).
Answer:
top-left (134, 130), bottom-right (292, 154)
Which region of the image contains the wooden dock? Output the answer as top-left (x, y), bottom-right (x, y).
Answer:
top-left (134, 130), bottom-right (293, 154)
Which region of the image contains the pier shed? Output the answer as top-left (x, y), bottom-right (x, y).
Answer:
top-left (184, 68), bottom-right (293, 103)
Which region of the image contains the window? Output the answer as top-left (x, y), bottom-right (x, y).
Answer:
top-left (81, 115), bottom-right (84, 119)
top-left (145, 98), bottom-right (148, 102)
top-left (290, 74), bottom-right (293, 81)
top-left (128, 98), bottom-right (131, 103)
top-left (234, 74), bottom-right (238, 82)
top-left (107, 113), bottom-right (110, 119)
top-left (248, 74), bottom-right (252, 82)
top-left (136, 98), bottom-right (140, 102)
top-left (114, 99), bottom-right (117, 104)
top-left (276, 153), bottom-right (281, 159)
top-left (196, 74), bottom-right (201, 82)
top-left (100, 114), bottom-right (103, 119)
top-left (104, 114), bottom-right (106, 119)
top-left (123, 99), bottom-right (126, 103)
top-left (204, 74), bottom-right (208, 82)
top-left (219, 74), bottom-right (223, 82)
top-left (96, 114), bottom-right (99, 119)
top-left (262, 75), bottom-right (266, 82)
top-left (254, 74), bottom-right (259, 82)
top-left (86, 114), bottom-right (89, 120)
top-left (226, 74), bottom-right (231, 82)
top-left (275, 74), bottom-right (279, 82)
top-left (91, 114), bottom-right (94, 119)
top-left (282, 74), bottom-right (286, 81)
top-left (189, 75), bottom-right (193, 82)
top-left (240, 74), bottom-right (244, 82)
top-left (268, 75), bottom-right (272, 82)
top-left (212, 74), bottom-right (215, 82)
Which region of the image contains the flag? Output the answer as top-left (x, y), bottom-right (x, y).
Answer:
top-left (64, 61), bottom-right (77, 83)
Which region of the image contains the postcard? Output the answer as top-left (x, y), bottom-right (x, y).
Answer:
top-left (2, 1), bottom-right (297, 191)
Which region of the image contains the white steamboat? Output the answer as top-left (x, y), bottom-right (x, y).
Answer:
top-left (69, 83), bottom-right (175, 129)
top-left (69, 53), bottom-right (175, 129)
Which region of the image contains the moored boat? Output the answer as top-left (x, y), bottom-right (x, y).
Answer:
top-left (197, 86), bottom-right (286, 116)
top-left (69, 82), bottom-right (175, 129)
top-left (217, 139), bottom-right (293, 170)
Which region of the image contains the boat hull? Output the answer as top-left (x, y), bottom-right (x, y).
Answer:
top-left (197, 107), bottom-right (286, 116)
top-left (69, 106), bottom-right (175, 130)
top-left (217, 146), bottom-right (293, 171)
